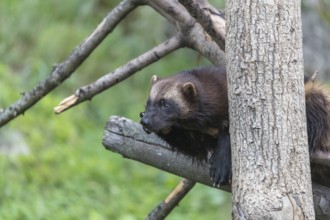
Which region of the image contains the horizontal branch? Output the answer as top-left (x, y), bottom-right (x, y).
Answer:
top-left (102, 116), bottom-right (330, 219)
top-left (102, 116), bottom-right (228, 190)
top-left (0, 0), bottom-right (143, 127)
top-left (54, 35), bottom-right (183, 113)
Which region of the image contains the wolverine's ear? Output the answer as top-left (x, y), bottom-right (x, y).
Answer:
top-left (182, 82), bottom-right (197, 98)
top-left (150, 75), bottom-right (158, 85)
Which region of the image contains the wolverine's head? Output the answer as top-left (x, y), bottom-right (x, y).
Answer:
top-left (140, 74), bottom-right (198, 134)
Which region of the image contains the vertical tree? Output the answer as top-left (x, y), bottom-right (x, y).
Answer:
top-left (2, 0), bottom-right (330, 218)
top-left (226, 0), bottom-right (315, 219)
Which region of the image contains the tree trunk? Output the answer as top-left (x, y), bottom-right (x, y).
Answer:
top-left (226, 0), bottom-right (315, 219)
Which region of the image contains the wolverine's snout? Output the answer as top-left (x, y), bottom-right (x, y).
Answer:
top-left (140, 116), bottom-right (150, 128)
top-left (140, 112), bottom-right (152, 134)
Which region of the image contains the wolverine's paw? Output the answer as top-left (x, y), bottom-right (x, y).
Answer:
top-left (210, 158), bottom-right (231, 187)
top-left (209, 130), bottom-right (232, 187)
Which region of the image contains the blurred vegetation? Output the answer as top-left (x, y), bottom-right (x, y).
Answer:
top-left (302, 0), bottom-right (330, 24)
top-left (0, 0), bottom-right (231, 219)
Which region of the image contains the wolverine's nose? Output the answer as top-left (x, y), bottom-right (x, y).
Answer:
top-left (140, 116), bottom-right (152, 134)
top-left (140, 116), bottom-right (150, 127)
top-left (139, 112), bottom-right (149, 127)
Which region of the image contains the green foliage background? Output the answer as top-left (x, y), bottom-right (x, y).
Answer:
top-left (0, 0), bottom-right (231, 219)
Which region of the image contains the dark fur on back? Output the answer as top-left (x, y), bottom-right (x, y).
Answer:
top-left (305, 79), bottom-right (330, 185)
top-left (305, 81), bottom-right (330, 152)
top-left (177, 67), bottom-right (229, 130)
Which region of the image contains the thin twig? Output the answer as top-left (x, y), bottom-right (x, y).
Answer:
top-left (146, 179), bottom-right (196, 220)
top-left (54, 34), bottom-right (184, 114)
top-left (0, 0), bottom-right (143, 127)
top-left (310, 70), bottom-right (318, 82)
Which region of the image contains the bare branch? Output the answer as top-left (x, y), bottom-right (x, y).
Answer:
top-left (55, 0), bottom-right (226, 114)
top-left (104, 116), bottom-right (330, 178)
top-left (178, 0), bottom-right (226, 51)
top-left (102, 116), bottom-right (228, 190)
top-left (146, 179), bottom-right (196, 220)
top-left (102, 115), bottom-right (330, 219)
top-left (54, 35), bottom-right (183, 114)
top-left (146, 0), bottom-right (226, 66)
top-left (0, 0), bottom-right (143, 127)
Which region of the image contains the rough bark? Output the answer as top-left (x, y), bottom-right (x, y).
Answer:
top-left (102, 116), bottom-right (330, 219)
top-left (226, 0), bottom-right (315, 219)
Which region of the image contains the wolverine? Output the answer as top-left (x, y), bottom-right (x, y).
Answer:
top-left (140, 67), bottom-right (330, 186)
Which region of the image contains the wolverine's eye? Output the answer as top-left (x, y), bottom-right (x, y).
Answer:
top-left (160, 99), bottom-right (169, 108)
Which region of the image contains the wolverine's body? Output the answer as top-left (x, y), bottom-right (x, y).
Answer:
top-left (140, 67), bottom-right (330, 186)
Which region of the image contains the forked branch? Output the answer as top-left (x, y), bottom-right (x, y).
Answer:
top-left (1, 0), bottom-right (226, 122)
top-left (0, 0), bottom-right (144, 127)
top-left (54, 0), bottom-right (227, 114)
top-left (178, 0), bottom-right (226, 51)
top-left (147, 0), bottom-right (226, 65)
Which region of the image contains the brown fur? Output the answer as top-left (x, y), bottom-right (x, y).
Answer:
top-left (144, 67), bottom-right (229, 134)
top-left (305, 81), bottom-right (330, 152)
top-left (141, 67), bottom-right (330, 186)
top-left (305, 79), bottom-right (330, 186)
